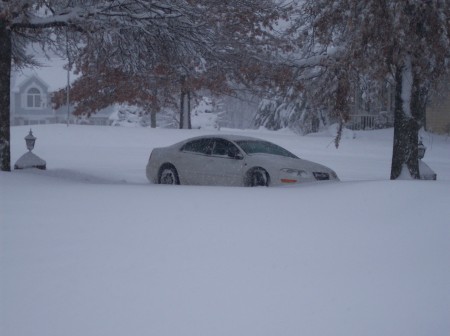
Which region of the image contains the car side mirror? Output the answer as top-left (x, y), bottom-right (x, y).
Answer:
top-left (228, 148), bottom-right (243, 160)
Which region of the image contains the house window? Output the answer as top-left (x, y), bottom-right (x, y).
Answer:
top-left (27, 88), bottom-right (42, 108)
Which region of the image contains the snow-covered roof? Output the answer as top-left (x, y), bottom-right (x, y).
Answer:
top-left (15, 74), bottom-right (49, 92)
top-left (11, 57), bottom-right (78, 93)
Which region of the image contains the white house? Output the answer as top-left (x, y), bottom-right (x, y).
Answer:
top-left (10, 74), bottom-right (55, 126)
top-left (11, 64), bottom-right (114, 126)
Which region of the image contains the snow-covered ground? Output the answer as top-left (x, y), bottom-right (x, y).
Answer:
top-left (1, 125), bottom-right (449, 336)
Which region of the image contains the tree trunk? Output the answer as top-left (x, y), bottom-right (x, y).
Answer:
top-left (179, 89), bottom-right (185, 129)
top-left (390, 66), bottom-right (421, 180)
top-left (150, 110), bottom-right (156, 128)
top-left (180, 92), bottom-right (191, 129)
top-left (179, 75), bottom-right (191, 129)
top-left (0, 21), bottom-right (12, 172)
top-left (150, 87), bottom-right (157, 128)
top-left (187, 90), bottom-right (192, 129)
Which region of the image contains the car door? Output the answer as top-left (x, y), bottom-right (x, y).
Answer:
top-left (177, 138), bottom-right (215, 185)
top-left (207, 138), bottom-right (246, 186)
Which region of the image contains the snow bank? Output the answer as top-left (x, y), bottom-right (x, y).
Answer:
top-left (1, 125), bottom-right (449, 336)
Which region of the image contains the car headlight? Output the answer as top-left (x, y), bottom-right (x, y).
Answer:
top-left (281, 168), bottom-right (308, 176)
top-left (280, 168), bottom-right (309, 183)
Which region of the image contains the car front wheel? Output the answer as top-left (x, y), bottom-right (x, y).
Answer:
top-left (158, 166), bottom-right (180, 185)
top-left (248, 168), bottom-right (269, 187)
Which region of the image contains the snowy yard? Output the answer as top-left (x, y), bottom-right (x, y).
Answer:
top-left (1, 125), bottom-right (450, 336)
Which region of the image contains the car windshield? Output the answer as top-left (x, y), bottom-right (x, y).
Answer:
top-left (235, 140), bottom-right (298, 159)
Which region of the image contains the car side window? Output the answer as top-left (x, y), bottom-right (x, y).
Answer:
top-left (181, 139), bottom-right (213, 155)
top-left (212, 139), bottom-right (239, 157)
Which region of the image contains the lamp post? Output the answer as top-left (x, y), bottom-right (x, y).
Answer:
top-left (14, 129), bottom-right (46, 170)
top-left (25, 129), bottom-right (36, 151)
top-left (417, 140), bottom-right (426, 160)
top-left (417, 138), bottom-right (437, 180)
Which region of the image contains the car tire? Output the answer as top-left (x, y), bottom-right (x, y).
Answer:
top-left (248, 168), bottom-right (269, 187)
top-left (158, 165), bottom-right (180, 185)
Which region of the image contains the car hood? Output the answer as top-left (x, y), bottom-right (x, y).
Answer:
top-left (247, 153), bottom-right (335, 173)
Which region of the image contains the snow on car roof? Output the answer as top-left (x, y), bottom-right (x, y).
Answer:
top-left (177, 134), bottom-right (267, 143)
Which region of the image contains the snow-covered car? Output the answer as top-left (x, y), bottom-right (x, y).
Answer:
top-left (146, 135), bottom-right (339, 186)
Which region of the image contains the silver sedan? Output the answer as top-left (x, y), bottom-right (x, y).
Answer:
top-left (146, 134), bottom-right (339, 186)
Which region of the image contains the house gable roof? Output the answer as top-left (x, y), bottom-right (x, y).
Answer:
top-left (16, 75), bottom-right (50, 93)
top-left (12, 57), bottom-right (78, 93)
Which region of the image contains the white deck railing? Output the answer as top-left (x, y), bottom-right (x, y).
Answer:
top-left (348, 115), bottom-right (376, 130)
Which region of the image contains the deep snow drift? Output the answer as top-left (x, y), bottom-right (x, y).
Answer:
top-left (1, 125), bottom-right (449, 336)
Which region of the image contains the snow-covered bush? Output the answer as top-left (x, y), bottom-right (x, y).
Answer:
top-left (109, 105), bottom-right (147, 127)
top-left (191, 96), bottom-right (224, 130)
top-left (107, 96), bottom-right (227, 130)
top-left (109, 104), bottom-right (177, 128)
top-left (254, 98), bottom-right (327, 135)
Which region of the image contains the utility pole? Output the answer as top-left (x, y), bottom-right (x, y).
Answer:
top-left (66, 28), bottom-right (71, 127)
